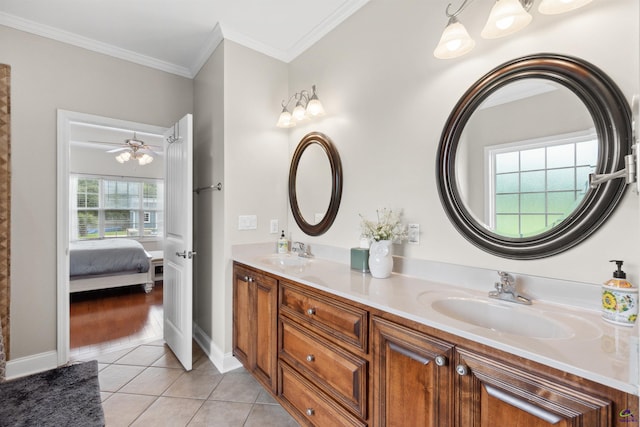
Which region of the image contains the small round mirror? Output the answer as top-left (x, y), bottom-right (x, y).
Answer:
top-left (437, 54), bottom-right (632, 259)
top-left (289, 132), bottom-right (343, 236)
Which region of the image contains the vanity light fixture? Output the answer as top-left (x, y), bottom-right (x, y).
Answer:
top-left (481, 0), bottom-right (533, 39)
top-left (276, 85), bottom-right (325, 128)
top-left (434, 0), bottom-right (592, 59)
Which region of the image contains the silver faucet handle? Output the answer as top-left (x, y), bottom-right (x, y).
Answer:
top-left (292, 241), bottom-right (306, 253)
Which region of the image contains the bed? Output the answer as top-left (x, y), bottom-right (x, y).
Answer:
top-left (69, 239), bottom-right (153, 293)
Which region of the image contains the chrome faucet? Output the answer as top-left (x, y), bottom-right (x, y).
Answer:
top-left (291, 242), bottom-right (312, 258)
top-left (489, 271), bottom-right (531, 305)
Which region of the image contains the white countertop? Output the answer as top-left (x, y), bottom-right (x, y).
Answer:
top-left (233, 243), bottom-right (639, 395)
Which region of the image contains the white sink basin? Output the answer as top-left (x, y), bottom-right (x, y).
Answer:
top-left (260, 253), bottom-right (310, 271)
top-left (428, 297), bottom-right (573, 339)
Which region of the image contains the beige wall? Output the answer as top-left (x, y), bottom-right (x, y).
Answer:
top-left (193, 40), bottom-right (289, 358)
top-left (1, 26), bottom-right (193, 359)
top-left (285, 0), bottom-right (640, 285)
top-left (3, 0), bottom-right (639, 364)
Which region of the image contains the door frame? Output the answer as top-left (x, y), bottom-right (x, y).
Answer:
top-left (56, 110), bottom-right (166, 364)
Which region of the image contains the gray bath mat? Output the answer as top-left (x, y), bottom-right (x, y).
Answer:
top-left (0, 360), bottom-right (104, 426)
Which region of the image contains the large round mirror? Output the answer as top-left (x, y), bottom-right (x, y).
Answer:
top-left (438, 54), bottom-right (632, 259)
top-left (289, 132), bottom-right (343, 236)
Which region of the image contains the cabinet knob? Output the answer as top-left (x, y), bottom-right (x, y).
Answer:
top-left (306, 408), bottom-right (315, 417)
top-left (456, 364), bottom-right (469, 376)
top-left (306, 308), bottom-right (316, 315)
top-left (243, 276), bottom-right (249, 282)
top-left (247, 277), bottom-right (254, 283)
top-left (435, 355), bottom-right (448, 367)
top-left (306, 354), bottom-right (315, 362)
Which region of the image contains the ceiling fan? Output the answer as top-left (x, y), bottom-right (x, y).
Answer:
top-left (106, 133), bottom-right (157, 165)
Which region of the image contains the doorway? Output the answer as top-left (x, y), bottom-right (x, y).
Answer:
top-left (57, 110), bottom-right (167, 364)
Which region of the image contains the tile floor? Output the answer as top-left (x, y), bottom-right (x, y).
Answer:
top-left (83, 340), bottom-right (299, 426)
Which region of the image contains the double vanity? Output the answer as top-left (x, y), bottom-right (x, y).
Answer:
top-left (232, 53), bottom-right (640, 426)
top-left (233, 244), bottom-right (638, 426)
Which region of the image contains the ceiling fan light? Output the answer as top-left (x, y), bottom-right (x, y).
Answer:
top-left (481, 0), bottom-right (533, 39)
top-left (121, 151), bottom-right (132, 161)
top-left (538, 0), bottom-right (592, 14)
top-left (115, 153), bottom-right (125, 163)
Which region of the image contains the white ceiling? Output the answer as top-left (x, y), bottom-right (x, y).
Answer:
top-left (0, 0), bottom-right (370, 78)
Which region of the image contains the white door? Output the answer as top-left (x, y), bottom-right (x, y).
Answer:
top-left (163, 114), bottom-right (194, 371)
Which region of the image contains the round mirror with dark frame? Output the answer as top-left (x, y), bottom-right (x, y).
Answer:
top-left (289, 132), bottom-right (343, 236)
top-left (437, 53), bottom-right (632, 259)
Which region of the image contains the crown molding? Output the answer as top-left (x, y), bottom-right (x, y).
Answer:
top-left (188, 23), bottom-right (225, 77)
top-left (219, 0), bottom-right (370, 63)
top-left (0, 12), bottom-right (194, 78)
top-left (1, 0), bottom-right (370, 78)
top-left (283, 0), bottom-right (370, 62)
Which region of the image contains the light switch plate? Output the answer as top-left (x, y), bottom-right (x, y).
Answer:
top-left (270, 219), bottom-right (279, 234)
top-left (408, 224), bottom-right (420, 244)
top-left (238, 215), bottom-right (257, 230)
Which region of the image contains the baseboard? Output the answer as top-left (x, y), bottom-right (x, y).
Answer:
top-left (193, 323), bottom-right (242, 373)
top-left (5, 350), bottom-right (58, 380)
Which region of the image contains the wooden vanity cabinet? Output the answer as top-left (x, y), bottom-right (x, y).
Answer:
top-left (278, 279), bottom-right (370, 426)
top-left (372, 311), bottom-right (637, 427)
top-left (232, 263), bottom-right (638, 427)
top-left (372, 316), bottom-right (454, 426)
top-left (232, 263), bottom-right (278, 392)
top-left (453, 346), bottom-right (614, 427)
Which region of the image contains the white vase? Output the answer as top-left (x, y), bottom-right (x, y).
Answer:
top-left (369, 240), bottom-right (393, 278)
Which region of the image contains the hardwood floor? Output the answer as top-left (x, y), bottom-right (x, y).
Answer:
top-left (70, 283), bottom-right (163, 360)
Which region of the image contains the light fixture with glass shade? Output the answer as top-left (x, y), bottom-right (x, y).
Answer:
top-left (109, 133), bottom-right (156, 165)
top-left (481, 0), bottom-right (533, 39)
top-left (433, 0), bottom-right (593, 59)
top-left (277, 85), bottom-right (325, 128)
top-left (433, 2), bottom-right (476, 60)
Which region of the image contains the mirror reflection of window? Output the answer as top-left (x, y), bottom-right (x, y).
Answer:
top-left (486, 131), bottom-right (597, 237)
top-left (457, 78), bottom-right (596, 238)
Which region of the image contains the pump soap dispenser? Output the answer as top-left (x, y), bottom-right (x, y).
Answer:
top-left (602, 260), bottom-right (638, 326)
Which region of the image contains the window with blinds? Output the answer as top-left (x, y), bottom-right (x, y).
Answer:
top-left (72, 174), bottom-right (163, 240)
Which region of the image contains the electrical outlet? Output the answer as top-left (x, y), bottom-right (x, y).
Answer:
top-left (408, 224), bottom-right (420, 244)
top-left (270, 219), bottom-right (279, 234)
top-left (238, 215), bottom-right (257, 230)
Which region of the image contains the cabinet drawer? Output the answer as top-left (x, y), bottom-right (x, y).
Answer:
top-left (280, 281), bottom-right (368, 352)
top-left (280, 318), bottom-right (368, 419)
top-left (279, 362), bottom-right (367, 427)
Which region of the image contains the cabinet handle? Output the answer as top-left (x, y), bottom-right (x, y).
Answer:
top-left (306, 308), bottom-right (316, 315)
top-left (456, 364), bottom-right (469, 376)
top-left (247, 277), bottom-right (254, 283)
top-left (243, 276), bottom-right (249, 282)
top-left (435, 355), bottom-right (448, 367)
top-left (306, 354), bottom-right (315, 362)
top-left (388, 342), bottom-right (430, 365)
top-left (484, 384), bottom-right (563, 424)
top-left (306, 408), bottom-right (315, 417)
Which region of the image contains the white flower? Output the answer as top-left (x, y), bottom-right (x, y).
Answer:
top-left (359, 208), bottom-right (408, 242)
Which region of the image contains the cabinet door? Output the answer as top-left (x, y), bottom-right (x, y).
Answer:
top-left (454, 347), bottom-right (613, 427)
top-left (254, 272), bottom-right (278, 392)
top-left (372, 317), bottom-right (454, 427)
top-left (232, 265), bottom-right (252, 368)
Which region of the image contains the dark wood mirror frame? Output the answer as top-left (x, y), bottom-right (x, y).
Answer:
top-left (437, 54), bottom-right (632, 259)
top-left (289, 132), bottom-right (343, 236)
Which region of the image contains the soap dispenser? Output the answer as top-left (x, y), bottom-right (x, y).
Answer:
top-left (277, 230), bottom-right (288, 254)
top-left (602, 260), bottom-right (638, 326)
